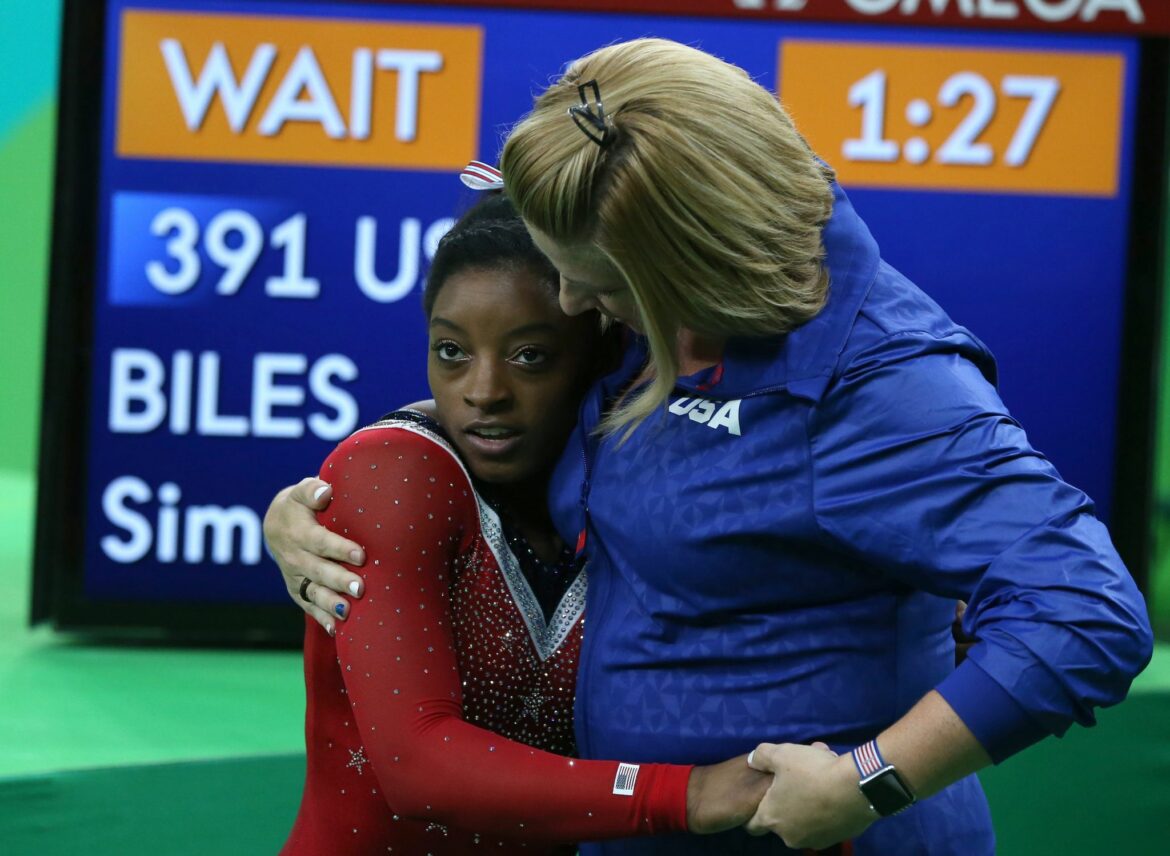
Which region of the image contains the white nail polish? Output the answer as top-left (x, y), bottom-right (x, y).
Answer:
top-left (313, 484), bottom-right (330, 502)
top-left (348, 581), bottom-right (361, 596)
top-left (747, 750), bottom-right (755, 766)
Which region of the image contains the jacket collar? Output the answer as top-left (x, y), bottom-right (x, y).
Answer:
top-left (676, 180), bottom-right (881, 403)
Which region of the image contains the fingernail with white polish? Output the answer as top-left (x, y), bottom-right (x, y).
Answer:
top-left (326, 623), bottom-right (335, 637)
top-left (348, 581), bottom-right (361, 596)
top-left (747, 750), bottom-right (755, 766)
top-left (313, 485), bottom-right (330, 502)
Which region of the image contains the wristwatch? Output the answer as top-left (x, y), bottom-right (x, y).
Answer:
top-left (851, 739), bottom-right (916, 817)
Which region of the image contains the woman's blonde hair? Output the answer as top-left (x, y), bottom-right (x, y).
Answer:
top-left (501, 38), bottom-right (835, 435)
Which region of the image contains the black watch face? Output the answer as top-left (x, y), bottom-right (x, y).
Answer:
top-left (862, 769), bottom-right (915, 816)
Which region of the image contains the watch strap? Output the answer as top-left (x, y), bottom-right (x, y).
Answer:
top-left (851, 739), bottom-right (916, 817)
top-left (851, 738), bottom-right (888, 779)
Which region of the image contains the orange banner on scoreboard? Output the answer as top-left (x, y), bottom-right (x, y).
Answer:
top-left (779, 41), bottom-right (1124, 196)
top-left (117, 10), bottom-right (482, 170)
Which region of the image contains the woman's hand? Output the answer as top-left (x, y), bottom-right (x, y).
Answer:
top-left (263, 477), bottom-right (366, 632)
top-left (744, 742), bottom-right (874, 849)
top-left (685, 754), bottom-right (772, 834)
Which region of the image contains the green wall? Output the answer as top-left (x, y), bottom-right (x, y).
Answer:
top-left (0, 2), bottom-right (61, 476)
top-left (0, 0), bottom-right (60, 641)
top-left (1151, 164), bottom-right (1170, 633)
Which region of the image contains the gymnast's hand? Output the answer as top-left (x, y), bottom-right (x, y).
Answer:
top-left (953, 600), bottom-right (977, 666)
top-left (686, 754), bottom-right (772, 835)
top-left (263, 477), bottom-right (366, 633)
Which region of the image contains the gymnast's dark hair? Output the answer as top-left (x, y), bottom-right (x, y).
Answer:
top-left (423, 192), bottom-right (558, 316)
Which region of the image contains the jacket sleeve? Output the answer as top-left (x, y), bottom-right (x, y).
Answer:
top-left (808, 335), bottom-right (1153, 762)
top-left (320, 426), bottom-right (691, 841)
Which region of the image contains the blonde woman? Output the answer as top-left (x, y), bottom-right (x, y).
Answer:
top-left (267, 39), bottom-right (1152, 855)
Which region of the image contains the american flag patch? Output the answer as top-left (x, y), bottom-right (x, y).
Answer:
top-left (852, 739), bottom-right (884, 778)
top-left (613, 763), bottom-right (639, 796)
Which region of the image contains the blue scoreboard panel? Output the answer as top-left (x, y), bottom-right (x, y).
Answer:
top-left (36, 0), bottom-right (1162, 638)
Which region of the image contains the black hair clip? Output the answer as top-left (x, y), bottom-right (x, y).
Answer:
top-left (567, 79), bottom-right (611, 148)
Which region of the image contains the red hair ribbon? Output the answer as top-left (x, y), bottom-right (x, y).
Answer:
top-left (459, 160), bottom-right (504, 191)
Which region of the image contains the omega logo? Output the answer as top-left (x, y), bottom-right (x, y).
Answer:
top-left (734, 0), bottom-right (1146, 24)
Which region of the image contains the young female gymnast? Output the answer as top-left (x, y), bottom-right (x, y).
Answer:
top-left (279, 190), bottom-right (769, 855)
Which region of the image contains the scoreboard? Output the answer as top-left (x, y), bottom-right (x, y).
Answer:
top-left (35, 0), bottom-right (1166, 638)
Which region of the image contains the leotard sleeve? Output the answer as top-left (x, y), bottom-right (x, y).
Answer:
top-left (320, 424), bottom-right (692, 842)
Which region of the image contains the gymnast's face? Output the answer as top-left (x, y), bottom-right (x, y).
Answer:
top-left (427, 264), bottom-right (598, 485)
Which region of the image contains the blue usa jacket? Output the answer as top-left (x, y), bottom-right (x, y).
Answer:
top-left (548, 182), bottom-right (1154, 855)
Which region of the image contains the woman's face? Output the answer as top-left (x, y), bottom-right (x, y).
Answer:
top-left (428, 264), bottom-right (598, 485)
top-left (526, 225), bottom-right (642, 333)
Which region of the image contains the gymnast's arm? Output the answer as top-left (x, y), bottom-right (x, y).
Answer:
top-left (321, 426), bottom-right (765, 841)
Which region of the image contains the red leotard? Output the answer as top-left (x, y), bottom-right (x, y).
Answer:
top-left (281, 415), bottom-right (692, 854)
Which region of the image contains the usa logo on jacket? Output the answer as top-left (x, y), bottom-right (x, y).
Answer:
top-left (667, 396), bottom-right (743, 436)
